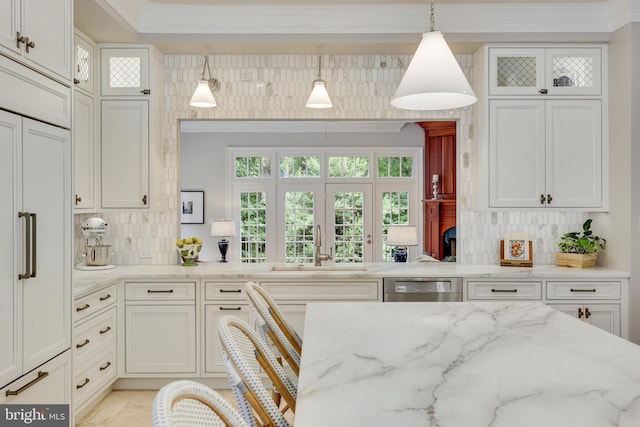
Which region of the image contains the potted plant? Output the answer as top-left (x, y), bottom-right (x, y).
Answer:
top-left (556, 218), bottom-right (606, 268)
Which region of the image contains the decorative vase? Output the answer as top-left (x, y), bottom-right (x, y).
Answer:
top-left (555, 252), bottom-right (597, 268)
top-left (177, 243), bottom-right (202, 266)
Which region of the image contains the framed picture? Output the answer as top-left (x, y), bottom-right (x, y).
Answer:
top-left (180, 191), bottom-right (204, 224)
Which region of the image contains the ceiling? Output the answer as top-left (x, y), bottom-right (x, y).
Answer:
top-left (75, 0), bottom-right (632, 55)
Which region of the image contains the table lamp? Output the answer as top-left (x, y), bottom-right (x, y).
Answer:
top-left (210, 219), bottom-right (237, 262)
top-left (386, 225), bottom-right (418, 262)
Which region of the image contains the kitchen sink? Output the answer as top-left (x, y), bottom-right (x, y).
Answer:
top-left (270, 265), bottom-right (368, 272)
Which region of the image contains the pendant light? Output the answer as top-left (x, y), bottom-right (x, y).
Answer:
top-left (305, 56), bottom-right (333, 109)
top-left (391, 1), bottom-right (477, 111)
top-left (190, 55), bottom-right (219, 108)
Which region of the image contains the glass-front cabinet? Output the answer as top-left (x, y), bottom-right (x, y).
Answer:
top-left (489, 47), bottom-right (602, 96)
top-left (100, 47), bottom-right (150, 96)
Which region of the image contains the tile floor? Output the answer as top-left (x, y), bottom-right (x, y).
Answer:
top-left (75, 389), bottom-right (294, 426)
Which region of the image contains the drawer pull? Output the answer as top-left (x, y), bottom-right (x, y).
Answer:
top-left (585, 307), bottom-right (592, 319)
top-left (76, 303), bottom-right (90, 312)
top-left (5, 371), bottom-right (48, 396)
top-left (99, 294), bottom-right (112, 301)
top-left (570, 288), bottom-right (597, 293)
top-left (220, 289), bottom-right (242, 293)
top-left (578, 307), bottom-right (584, 319)
top-left (219, 307), bottom-right (242, 311)
top-left (76, 378), bottom-right (90, 389)
top-left (491, 289), bottom-right (518, 293)
top-left (100, 361), bottom-right (112, 371)
top-left (99, 326), bottom-right (112, 335)
top-left (76, 339), bottom-right (90, 348)
top-left (147, 289), bottom-right (174, 294)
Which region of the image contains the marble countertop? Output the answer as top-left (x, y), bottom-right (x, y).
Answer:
top-left (72, 262), bottom-right (629, 298)
top-left (295, 301), bottom-right (640, 427)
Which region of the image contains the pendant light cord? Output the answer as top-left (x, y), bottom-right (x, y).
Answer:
top-left (317, 56), bottom-right (322, 79)
top-left (201, 55), bottom-right (212, 80)
top-left (430, 0), bottom-right (435, 32)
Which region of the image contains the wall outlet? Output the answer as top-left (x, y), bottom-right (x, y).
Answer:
top-left (139, 249), bottom-right (152, 258)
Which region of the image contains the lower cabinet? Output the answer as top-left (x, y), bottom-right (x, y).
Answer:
top-left (204, 305), bottom-right (254, 373)
top-left (547, 303), bottom-right (620, 336)
top-left (0, 350), bottom-right (71, 404)
top-left (124, 281), bottom-right (197, 374)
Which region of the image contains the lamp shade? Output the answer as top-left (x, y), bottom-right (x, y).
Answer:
top-left (210, 220), bottom-right (236, 237)
top-left (386, 225), bottom-right (418, 246)
top-left (305, 79), bottom-right (333, 109)
top-left (391, 31), bottom-right (477, 111)
top-left (190, 79), bottom-right (217, 108)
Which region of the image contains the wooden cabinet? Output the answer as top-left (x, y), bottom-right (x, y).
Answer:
top-left (73, 284), bottom-right (117, 416)
top-left (124, 281), bottom-right (197, 374)
top-left (419, 122), bottom-right (456, 259)
top-left (74, 90), bottom-right (96, 210)
top-left (0, 0), bottom-right (72, 81)
top-left (489, 99), bottom-right (602, 208)
top-left (489, 47), bottom-right (602, 96)
top-left (101, 99), bottom-right (150, 208)
top-left (0, 110), bottom-right (71, 395)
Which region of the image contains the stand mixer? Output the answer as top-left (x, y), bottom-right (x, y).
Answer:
top-left (76, 217), bottom-right (115, 270)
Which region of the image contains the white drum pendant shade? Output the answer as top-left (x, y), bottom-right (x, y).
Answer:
top-left (190, 79), bottom-right (217, 108)
top-left (391, 31), bottom-right (477, 111)
top-left (306, 79), bottom-right (333, 109)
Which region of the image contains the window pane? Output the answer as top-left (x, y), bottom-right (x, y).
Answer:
top-left (381, 191), bottom-right (410, 262)
top-left (280, 156), bottom-right (320, 178)
top-left (109, 57), bottom-right (141, 88)
top-left (235, 156), bottom-right (271, 178)
top-left (284, 192), bottom-right (315, 263)
top-left (328, 156), bottom-right (369, 178)
top-left (240, 191), bottom-right (267, 263)
top-left (377, 156), bottom-right (413, 178)
top-left (333, 191), bottom-right (365, 263)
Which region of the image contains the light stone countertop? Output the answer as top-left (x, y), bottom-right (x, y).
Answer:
top-left (295, 301), bottom-right (640, 427)
top-left (72, 262), bottom-right (629, 299)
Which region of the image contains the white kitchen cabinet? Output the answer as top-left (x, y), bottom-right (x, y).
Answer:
top-left (101, 99), bottom-right (149, 208)
top-left (548, 304), bottom-right (620, 336)
top-left (489, 99), bottom-right (602, 208)
top-left (100, 47), bottom-right (150, 96)
top-left (74, 90), bottom-right (96, 210)
top-left (74, 30), bottom-right (95, 95)
top-left (489, 47), bottom-right (601, 96)
top-left (204, 304), bottom-right (254, 373)
top-left (73, 284), bottom-right (117, 416)
top-left (124, 281), bottom-right (197, 374)
top-left (0, 110), bottom-right (71, 391)
top-left (466, 281), bottom-right (542, 300)
top-left (0, 0), bottom-right (72, 82)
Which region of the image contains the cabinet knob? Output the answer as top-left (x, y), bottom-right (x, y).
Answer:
top-left (74, 78), bottom-right (80, 85)
top-left (539, 88), bottom-right (548, 94)
top-left (540, 194), bottom-right (546, 204)
top-left (25, 37), bottom-right (35, 53)
top-left (140, 89), bottom-right (151, 95)
top-left (577, 307), bottom-right (584, 319)
top-left (547, 194), bottom-right (553, 204)
top-left (585, 307), bottom-right (591, 319)
top-left (75, 194), bottom-right (82, 205)
top-left (16, 31), bottom-right (25, 48)
top-left (142, 195), bottom-right (148, 205)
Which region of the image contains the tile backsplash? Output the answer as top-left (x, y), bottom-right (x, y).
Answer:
top-left (74, 53), bottom-right (586, 266)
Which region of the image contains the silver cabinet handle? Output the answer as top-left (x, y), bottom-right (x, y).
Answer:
top-left (5, 371), bottom-right (48, 396)
top-left (18, 212), bottom-right (36, 279)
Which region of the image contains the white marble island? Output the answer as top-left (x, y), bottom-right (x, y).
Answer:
top-left (296, 302), bottom-right (640, 427)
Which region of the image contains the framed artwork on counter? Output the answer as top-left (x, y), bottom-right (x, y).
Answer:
top-left (181, 191), bottom-right (204, 224)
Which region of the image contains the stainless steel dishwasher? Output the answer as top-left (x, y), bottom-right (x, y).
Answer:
top-left (383, 277), bottom-right (463, 302)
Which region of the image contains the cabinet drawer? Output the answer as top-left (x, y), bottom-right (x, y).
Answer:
top-left (546, 281), bottom-right (621, 300)
top-left (73, 343), bottom-right (117, 408)
top-left (0, 351), bottom-right (71, 404)
top-left (73, 308), bottom-right (116, 359)
top-left (204, 281), bottom-right (247, 301)
top-left (466, 281), bottom-right (542, 300)
top-left (260, 281), bottom-right (379, 301)
top-left (74, 284), bottom-right (117, 323)
top-left (125, 282), bottom-right (196, 302)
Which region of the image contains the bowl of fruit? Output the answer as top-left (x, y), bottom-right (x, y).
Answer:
top-left (176, 237), bottom-right (202, 266)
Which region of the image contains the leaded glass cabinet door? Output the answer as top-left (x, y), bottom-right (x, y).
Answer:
top-left (545, 48), bottom-right (601, 96)
top-left (489, 48), bottom-right (545, 96)
top-left (325, 183), bottom-right (373, 263)
top-left (74, 31), bottom-right (94, 94)
top-left (100, 47), bottom-right (150, 96)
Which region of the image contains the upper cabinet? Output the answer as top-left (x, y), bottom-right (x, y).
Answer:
top-left (489, 47), bottom-right (602, 96)
top-left (474, 44), bottom-right (608, 211)
top-left (0, 0), bottom-right (72, 82)
top-left (100, 47), bottom-right (150, 96)
top-left (74, 30), bottom-right (95, 95)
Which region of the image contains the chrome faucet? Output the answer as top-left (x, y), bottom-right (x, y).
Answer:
top-left (314, 224), bottom-right (333, 266)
